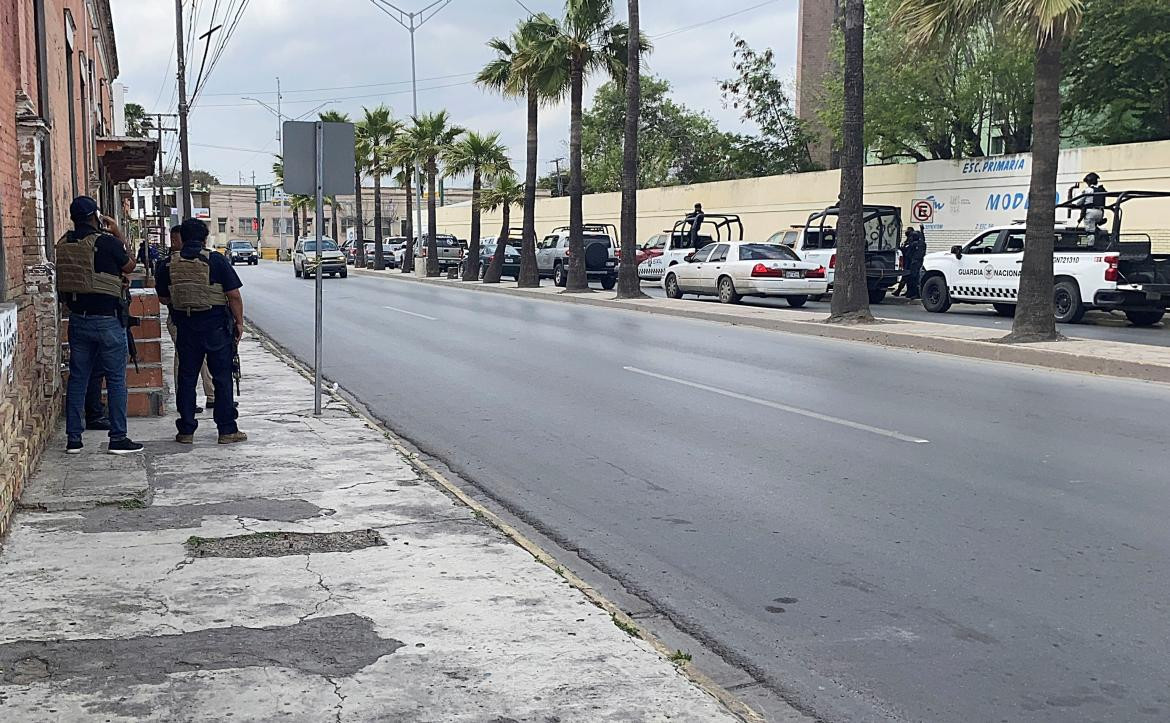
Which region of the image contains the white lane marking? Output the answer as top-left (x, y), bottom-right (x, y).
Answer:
top-left (624, 366), bottom-right (929, 444)
top-left (384, 305), bottom-right (438, 321)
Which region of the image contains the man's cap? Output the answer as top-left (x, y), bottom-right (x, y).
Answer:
top-left (69, 196), bottom-right (100, 220)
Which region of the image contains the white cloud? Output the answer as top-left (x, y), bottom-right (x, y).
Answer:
top-left (109, 0), bottom-right (802, 184)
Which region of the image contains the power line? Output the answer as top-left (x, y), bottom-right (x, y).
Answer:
top-left (195, 79), bottom-right (474, 108)
top-left (650, 0), bottom-right (780, 40)
top-left (199, 71), bottom-right (476, 97)
top-left (513, 0), bottom-right (536, 15)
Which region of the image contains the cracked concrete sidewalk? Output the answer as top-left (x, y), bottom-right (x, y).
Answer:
top-left (0, 334), bottom-right (742, 722)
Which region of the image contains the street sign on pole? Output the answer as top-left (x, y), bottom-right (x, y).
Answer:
top-left (281, 120), bottom-right (356, 415)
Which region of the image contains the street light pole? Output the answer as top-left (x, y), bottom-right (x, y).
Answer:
top-left (367, 0), bottom-right (452, 268)
top-left (277, 77), bottom-right (285, 258)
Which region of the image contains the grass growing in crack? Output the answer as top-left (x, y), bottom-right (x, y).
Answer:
top-left (471, 508), bottom-right (485, 520)
top-left (554, 566), bottom-right (567, 579)
top-left (669, 649), bottom-right (692, 664)
top-left (186, 531), bottom-right (283, 548)
top-left (116, 498), bottom-right (147, 509)
top-left (611, 614), bottom-right (641, 639)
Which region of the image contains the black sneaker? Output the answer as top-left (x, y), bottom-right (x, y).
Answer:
top-left (66, 439), bottom-right (83, 454)
top-left (194, 405), bottom-right (205, 414)
top-left (107, 438), bottom-right (145, 455)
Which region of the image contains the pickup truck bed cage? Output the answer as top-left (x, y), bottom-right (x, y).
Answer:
top-left (669, 213), bottom-right (744, 245)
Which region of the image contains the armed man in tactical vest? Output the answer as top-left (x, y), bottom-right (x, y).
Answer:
top-left (155, 218), bottom-right (247, 445)
top-left (57, 196), bottom-right (144, 455)
top-left (157, 224), bottom-right (216, 412)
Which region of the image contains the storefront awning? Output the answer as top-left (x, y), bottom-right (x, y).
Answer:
top-left (96, 136), bottom-right (159, 183)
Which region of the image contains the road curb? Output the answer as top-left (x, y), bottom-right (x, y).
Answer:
top-left (243, 320), bottom-right (768, 723)
top-left (354, 266), bottom-right (1170, 384)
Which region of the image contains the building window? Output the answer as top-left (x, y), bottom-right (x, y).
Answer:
top-left (237, 217), bottom-right (254, 235)
top-left (217, 217), bottom-right (227, 233)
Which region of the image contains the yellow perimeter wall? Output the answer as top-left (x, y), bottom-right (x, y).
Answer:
top-left (433, 139), bottom-right (1170, 252)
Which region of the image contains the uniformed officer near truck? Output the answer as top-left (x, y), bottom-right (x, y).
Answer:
top-left (1078, 172), bottom-right (1107, 231)
top-left (155, 218), bottom-right (247, 445)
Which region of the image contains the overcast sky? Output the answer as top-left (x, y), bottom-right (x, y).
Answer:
top-left (109, 0), bottom-right (800, 186)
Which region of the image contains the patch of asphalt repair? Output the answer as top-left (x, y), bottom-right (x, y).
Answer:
top-left (0, 614), bottom-right (402, 685)
top-left (28, 498), bottom-right (333, 533)
top-left (184, 529), bottom-right (385, 558)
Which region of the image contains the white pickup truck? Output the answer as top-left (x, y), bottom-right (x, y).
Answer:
top-left (638, 213), bottom-right (742, 283)
top-left (919, 191), bottom-right (1170, 326)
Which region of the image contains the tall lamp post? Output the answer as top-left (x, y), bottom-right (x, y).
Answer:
top-left (367, 0), bottom-right (452, 266)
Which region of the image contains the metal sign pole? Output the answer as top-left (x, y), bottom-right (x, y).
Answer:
top-left (313, 121), bottom-right (324, 415)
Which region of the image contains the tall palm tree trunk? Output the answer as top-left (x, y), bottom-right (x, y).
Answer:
top-left (566, 58), bottom-right (588, 292)
top-left (355, 174), bottom-right (366, 267)
top-left (425, 161), bottom-right (440, 277)
top-left (518, 87), bottom-right (540, 287)
top-left (402, 175), bottom-right (415, 273)
top-left (373, 174), bottom-right (386, 270)
top-left (462, 168), bottom-right (483, 281)
top-left (485, 203), bottom-right (511, 284)
top-left (1006, 26), bottom-right (1064, 342)
top-left (617, 0), bottom-right (646, 299)
top-left (330, 202), bottom-right (340, 246)
top-left (828, 0), bottom-right (872, 323)
top-left (293, 213), bottom-right (301, 242)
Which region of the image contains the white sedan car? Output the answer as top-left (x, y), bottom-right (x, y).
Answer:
top-left (663, 242), bottom-right (828, 307)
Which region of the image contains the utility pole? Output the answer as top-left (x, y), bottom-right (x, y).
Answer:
top-left (277, 77), bottom-right (286, 259)
top-left (552, 158), bottom-right (565, 197)
top-left (174, 0), bottom-right (193, 219)
top-left (367, 0), bottom-right (453, 264)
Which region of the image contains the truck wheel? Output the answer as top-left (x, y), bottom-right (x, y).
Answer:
top-left (665, 273), bottom-right (683, 299)
top-left (992, 303), bottom-right (1016, 317)
top-left (553, 263), bottom-right (567, 287)
top-left (1054, 280), bottom-right (1085, 323)
top-left (786, 295), bottom-right (808, 308)
top-left (1124, 309), bottom-right (1164, 327)
top-left (718, 276), bottom-right (741, 304)
top-left (601, 275), bottom-right (617, 290)
top-left (921, 276), bottom-right (951, 313)
top-left (340, 269), bottom-right (348, 279)
top-left (868, 288), bottom-right (887, 305)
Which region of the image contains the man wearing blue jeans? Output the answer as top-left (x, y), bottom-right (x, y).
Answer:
top-left (57, 196), bottom-right (144, 454)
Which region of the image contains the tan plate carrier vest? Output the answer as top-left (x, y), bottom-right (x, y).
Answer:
top-left (170, 250), bottom-right (228, 313)
top-left (55, 232), bottom-right (124, 299)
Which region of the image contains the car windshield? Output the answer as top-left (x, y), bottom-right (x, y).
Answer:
top-left (301, 240), bottom-right (339, 252)
top-left (230, 242), bottom-right (253, 249)
top-left (739, 244), bottom-right (799, 261)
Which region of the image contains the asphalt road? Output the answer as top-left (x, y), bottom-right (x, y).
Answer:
top-left (637, 284), bottom-right (1170, 347)
top-left (243, 261), bottom-right (1170, 723)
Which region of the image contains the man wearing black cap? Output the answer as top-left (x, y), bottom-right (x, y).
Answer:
top-left (57, 196), bottom-right (144, 454)
top-left (155, 218), bottom-right (247, 445)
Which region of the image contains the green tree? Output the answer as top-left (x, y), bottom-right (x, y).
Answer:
top-left (528, 0), bottom-right (641, 292)
top-left (719, 35), bottom-right (817, 172)
top-left (404, 111), bottom-right (464, 277)
top-left (898, 0), bottom-right (1084, 343)
top-left (390, 145), bottom-right (417, 273)
top-left (616, 0), bottom-right (645, 299)
top-left (1064, 0), bottom-right (1170, 145)
top-left (480, 173), bottom-right (525, 284)
top-left (156, 169), bottom-right (220, 188)
top-left (443, 131), bottom-right (512, 281)
top-left (272, 155), bottom-right (310, 244)
top-left (356, 105), bottom-right (402, 271)
top-left (478, 16), bottom-right (568, 288)
top-left (124, 103), bottom-right (153, 138)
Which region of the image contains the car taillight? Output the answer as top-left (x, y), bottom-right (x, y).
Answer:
top-left (1104, 254), bottom-right (1119, 282)
top-left (829, 254), bottom-right (836, 269)
top-left (751, 263), bottom-right (784, 278)
top-left (807, 266), bottom-right (826, 279)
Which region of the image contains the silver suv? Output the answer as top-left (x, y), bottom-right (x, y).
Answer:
top-left (293, 237), bottom-right (347, 279)
top-left (535, 224), bottom-right (618, 289)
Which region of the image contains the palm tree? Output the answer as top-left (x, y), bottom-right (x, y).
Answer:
top-left (353, 133), bottom-right (372, 267)
top-left (478, 16), bottom-right (568, 288)
top-left (480, 173), bottom-right (525, 284)
top-left (320, 110), bottom-right (351, 254)
top-left (443, 131), bottom-right (512, 281)
top-left (896, 0), bottom-right (1084, 342)
top-left (828, 0), bottom-right (871, 323)
top-left (404, 111), bottom-right (464, 277)
top-left (527, 0), bottom-right (638, 292)
top-left (356, 105), bottom-right (403, 271)
top-left (616, 0), bottom-right (646, 299)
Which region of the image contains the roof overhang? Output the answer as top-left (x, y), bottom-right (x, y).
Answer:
top-left (97, 136), bottom-right (158, 183)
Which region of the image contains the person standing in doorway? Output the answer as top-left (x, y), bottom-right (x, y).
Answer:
top-left (57, 196), bottom-right (144, 454)
top-left (155, 219), bottom-right (247, 445)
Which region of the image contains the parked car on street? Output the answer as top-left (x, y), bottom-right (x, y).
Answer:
top-left (663, 242), bottom-right (828, 305)
top-left (920, 190), bottom-right (1170, 326)
top-left (766, 204), bottom-right (904, 304)
top-left (536, 224), bottom-right (618, 289)
top-left (226, 239), bottom-right (259, 265)
top-left (638, 213), bottom-right (734, 282)
top-left (415, 234), bottom-right (463, 272)
top-left (476, 240), bottom-right (521, 280)
top-left (293, 237), bottom-right (347, 279)
top-left (362, 240), bottom-right (401, 269)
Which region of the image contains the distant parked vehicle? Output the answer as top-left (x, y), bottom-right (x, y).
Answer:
top-left (635, 232), bottom-right (669, 267)
top-left (535, 223), bottom-right (618, 289)
top-left (362, 241), bottom-right (400, 269)
top-left (638, 213), bottom-right (736, 282)
top-left (226, 240), bottom-right (259, 266)
top-left (415, 234), bottom-right (464, 272)
top-left (293, 237), bottom-right (347, 279)
top-left (477, 241), bottom-right (521, 280)
top-left (663, 241), bottom-right (828, 306)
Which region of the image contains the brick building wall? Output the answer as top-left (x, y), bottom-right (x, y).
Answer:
top-left (1, 0), bottom-right (123, 534)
